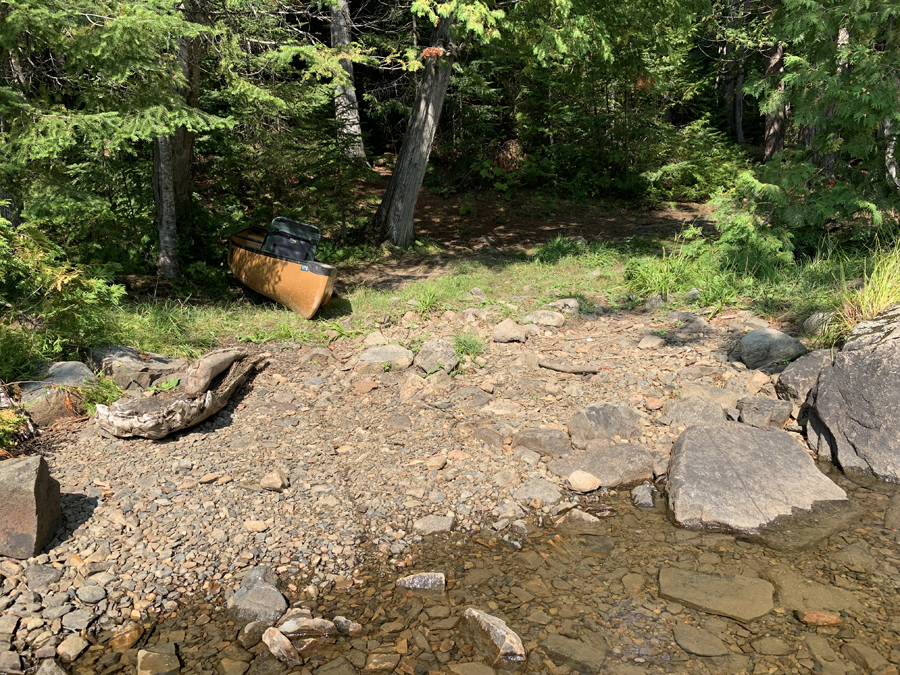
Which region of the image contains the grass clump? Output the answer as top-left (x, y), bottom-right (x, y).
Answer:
top-left (75, 375), bottom-right (123, 415)
top-left (454, 331), bottom-right (486, 359)
top-left (829, 244), bottom-right (900, 343)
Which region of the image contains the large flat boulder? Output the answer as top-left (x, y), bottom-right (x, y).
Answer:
top-left (567, 403), bottom-right (641, 449)
top-left (658, 567), bottom-right (773, 622)
top-left (547, 441), bottom-right (653, 489)
top-left (668, 424), bottom-right (858, 549)
top-left (89, 345), bottom-right (186, 390)
top-left (21, 361), bottom-right (96, 426)
top-left (807, 305), bottom-right (900, 481)
top-left (0, 456), bottom-right (61, 559)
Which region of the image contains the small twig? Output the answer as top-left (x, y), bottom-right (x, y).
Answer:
top-left (538, 360), bottom-right (615, 374)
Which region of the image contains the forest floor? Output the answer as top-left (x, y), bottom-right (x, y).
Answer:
top-left (338, 183), bottom-right (714, 292)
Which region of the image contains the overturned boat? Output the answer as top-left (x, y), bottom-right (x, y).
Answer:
top-left (229, 217), bottom-right (336, 319)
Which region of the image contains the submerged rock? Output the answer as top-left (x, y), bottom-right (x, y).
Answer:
top-left (667, 424), bottom-right (858, 549)
top-left (396, 572), bottom-right (445, 594)
top-left (463, 608), bottom-right (527, 671)
top-left (658, 567), bottom-right (774, 622)
top-left (541, 634), bottom-right (606, 673)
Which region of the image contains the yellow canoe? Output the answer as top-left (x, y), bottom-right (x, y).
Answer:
top-left (229, 227), bottom-right (336, 319)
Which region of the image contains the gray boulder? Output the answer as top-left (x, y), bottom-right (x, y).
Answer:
top-left (736, 397), bottom-right (793, 429)
top-left (668, 424), bottom-right (858, 549)
top-left (739, 328), bottom-right (807, 370)
top-left (808, 304), bottom-right (900, 481)
top-left (89, 345), bottom-right (186, 390)
top-left (227, 565), bottom-right (287, 625)
top-left (775, 349), bottom-right (833, 415)
top-left (522, 310), bottom-right (566, 327)
top-left (548, 441), bottom-right (653, 489)
top-left (660, 397), bottom-right (726, 427)
top-left (567, 403), bottom-right (641, 448)
top-left (414, 339), bottom-right (458, 374)
top-left (511, 428), bottom-right (571, 457)
top-left (512, 479), bottom-right (562, 506)
top-left (21, 361), bottom-right (96, 426)
top-left (0, 456), bottom-right (61, 559)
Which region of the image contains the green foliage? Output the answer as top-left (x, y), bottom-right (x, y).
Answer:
top-left (75, 376), bottom-right (123, 416)
top-left (453, 330), bottom-right (486, 359)
top-left (829, 244), bottom-right (900, 344)
top-left (148, 377), bottom-right (180, 393)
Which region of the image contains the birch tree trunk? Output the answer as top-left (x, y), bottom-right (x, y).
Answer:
top-left (153, 135), bottom-right (180, 279)
top-left (370, 18), bottom-right (453, 248)
top-left (886, 116), bottom-right (900, 192)
top-left (763, 43), bottom-right (786, 162)
top-left (331, 0), bottom-right (367, 165)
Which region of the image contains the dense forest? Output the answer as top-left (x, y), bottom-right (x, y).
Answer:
top-left (0, 0), bottom-right (898, 381)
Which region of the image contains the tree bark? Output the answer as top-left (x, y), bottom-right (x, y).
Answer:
top-left (331, 0), bottom-right (367, 165)
top-left (153, 135), bottom-right (180, 279)
top-left (369, 17), bottom-right (453, 248)
top-left (763, 43), bottom-right (786, 162)
top-left (886, 116), bottom-right (900, 192)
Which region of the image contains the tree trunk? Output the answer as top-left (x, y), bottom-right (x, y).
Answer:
top-left (763, 43), bottom-right (786, 162)
top-left (886, 116), bottom-right (900, 192)
top-left (331, 0), bottom-right (367, 165)
top-left (172, 34), bottom-right (201, 219)
top-left (734, 69), bottom-right (745, 144)
top-left (153, 135), bottom-right (180, 279)
top-left (369, 18), bottom-right (453, 248)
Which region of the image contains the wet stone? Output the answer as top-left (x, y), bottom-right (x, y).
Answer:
top-left (540, 634), bottom-right (606, 674)
top-left (396, 572), bottom-right (445, 594)
top-left (672, 623), bottom-right (729, 657)
top-left (463, 609), bottom-right (526, 671)
top-left (751, 637), bottom-right (793, 656)
top-left (658, 567), bottom-right (774, 622)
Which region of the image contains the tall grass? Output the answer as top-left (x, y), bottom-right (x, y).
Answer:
top-left (830, 244), bottom-right (900, 341)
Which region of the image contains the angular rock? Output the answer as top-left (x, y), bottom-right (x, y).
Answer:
top-left (736, 397), bottom-right (793, 429)
top-left (90, 345), bottom-right (186, 390)
top-left (0, 652), bottom-right (22, 674)
top-left (358, 345), bottom-right (413, 372)
top-left (660, 397), bottom-right (726, 427)
top-left (548, 441), bottom-right (653, 489)
top-left (412, 515), bottom-right (454, 535)
top-left (567, 403), bottom-right (641, 448)
top-left (227, 569), bottom-right (287, 625)
top-left (277, 614), bottom-right (337, 640)
top-left (61, 609), bottom-right (95, 631)
top-left (553, 508), bottom-right (603, 534)
top-left (0, 456), bottom-right (61, 560)
top-left (672, 623), bottom-right (729, 657)
top-left (841, 642), bottom-right (890, 672)
top-left (521, 310), bottom-right (566, 327)
top-left (332, 616), bottom-right (364, 637)
top-left (658, 567), bottom-right (774, 622)
top-left (802, 311), bottom-right (835, 336)
top-left (261, 628), bottom-right (300, 667)
top-left (512, 479), bottom-right (562, 506)
top-left (796, 610), bottom-right (841, 626)
top-left (541, 634), bottom-right (606, 674)
top-left (545, 298), bottom-right (579, 313)
top-left (567, 470), bottom-right (601, 493)
top-left (630, 483), bottom-right (654, 508)
top-left (137, 648), bottom-right (181, 675)
top-left (237, 620), bottom-right (273, 649)
top-left (807, 304), bottom-right (900, 480)
top-left (679, 384), bottom-right (740, 410)
top-left (774, 349), bottom-right (832, 409)
top-left (463, 608), bottom-right (526, 671)
top-left (219, 659), bottom-right (250, 675)
top-left (739, 328), bottom-right (807, 370)
top-left (758, 565), bottom-right (861, 613)
top-left (511, 428), bottom-right (570, 457)
top-left (751, 637), bottom-right (792, 656)
top-left (259, 470), bottom-right (290, 492)
top-left (36, 660), bottom-right (68, 675)
top-left (21, 361), bottom-right (96, 426)
top-left (56, 635), bottom-right (89, 663)
top-left (638, 335), bottom-right (665, 350)
top-left (363, 654), bottom-right (400, 674)
top-left (396, 572), bottom-right (445, 594)
top-left (414, 339), bottom-right (458, 374)
top-left (493, 319), bottom-right (527, 343)
top-left (667, 424), bottom-right (858, 549)
top-left (24, 564), bottom-right (63, 592)
top-left (110, 622), bottom-right (144, 651)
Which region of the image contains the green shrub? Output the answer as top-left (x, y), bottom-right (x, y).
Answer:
top-left (75, 375), bottom-right (123, 415)
top-left (454, 331), bottom-right (486, 359)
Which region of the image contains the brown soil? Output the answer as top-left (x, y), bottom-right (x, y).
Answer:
top-left (338, 173), bottom-right (714, 292)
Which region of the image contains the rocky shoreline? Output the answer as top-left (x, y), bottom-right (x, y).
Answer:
top-left (2, 297), bottom-right (900, 675)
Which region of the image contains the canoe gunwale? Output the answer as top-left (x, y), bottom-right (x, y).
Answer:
top-left (229, 233), bottom-right (335, 278)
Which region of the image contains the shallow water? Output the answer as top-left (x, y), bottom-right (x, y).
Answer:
top-left (65, 472), bottom-right (900, 675)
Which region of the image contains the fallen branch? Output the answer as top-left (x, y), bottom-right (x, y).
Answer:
top-left (538, 359), bottom-right (609, 374)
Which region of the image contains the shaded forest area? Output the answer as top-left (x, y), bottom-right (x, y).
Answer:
top-left (0, 0), bottom-right (898, 380)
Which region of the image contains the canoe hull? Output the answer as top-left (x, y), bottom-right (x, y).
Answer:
top-left (229, 228), bottom-right (336, 320)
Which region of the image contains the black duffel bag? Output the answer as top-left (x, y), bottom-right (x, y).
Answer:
top-left (264, 230), bottom-right (315, 261)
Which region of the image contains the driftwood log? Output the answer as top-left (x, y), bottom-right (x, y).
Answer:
top-left (95, 349), bottom-right (267, 440)
top-left (538, 359), bottom-right (607, 374)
